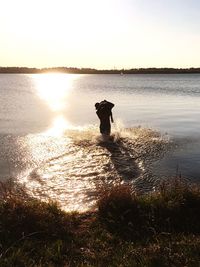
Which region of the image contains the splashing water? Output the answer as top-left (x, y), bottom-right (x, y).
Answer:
top-left (18, 125), bottom-right (171, 212)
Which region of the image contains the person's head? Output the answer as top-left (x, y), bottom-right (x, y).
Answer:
top-left (95, 102), bottom-right (100, 110)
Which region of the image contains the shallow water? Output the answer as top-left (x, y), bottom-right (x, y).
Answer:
top-left (13, 127), bottom-right (170, 211)
top-left (0, 73), bottom-right (200, 211)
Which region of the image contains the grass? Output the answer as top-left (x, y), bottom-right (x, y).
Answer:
top-left (98, 179), bottom-right (200, 238)
top-left (0, 179), bottom-right (200, 266)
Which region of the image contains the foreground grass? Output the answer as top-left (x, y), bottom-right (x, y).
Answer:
top-left (0, 180), bottom-right (200, 266)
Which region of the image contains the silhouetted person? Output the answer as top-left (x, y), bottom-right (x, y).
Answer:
top-left (95, 100), bottom-right (114, 136)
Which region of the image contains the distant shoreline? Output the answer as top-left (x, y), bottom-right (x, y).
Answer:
top-left (1, 67), bottom-right (200, 74)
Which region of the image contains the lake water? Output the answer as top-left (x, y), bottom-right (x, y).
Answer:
top-left (1, 73), bottom-right (200, 211)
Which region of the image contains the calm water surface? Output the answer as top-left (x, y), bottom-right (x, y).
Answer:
top-left (1, 73), bottom-right (200, 210)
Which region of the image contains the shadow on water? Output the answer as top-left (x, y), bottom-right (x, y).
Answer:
top-left (98, 138), bottom-right (140, 181)
top-left (98, 137), bottom-right (161, 193)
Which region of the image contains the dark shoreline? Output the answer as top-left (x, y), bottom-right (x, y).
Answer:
top-left (1, 66), bottom-right (200, 74)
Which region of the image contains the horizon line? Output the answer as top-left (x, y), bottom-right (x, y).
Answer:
top-left (1, 66), bottom-right (200, 74)
top-left (1, 66), bottom-right (200, 70)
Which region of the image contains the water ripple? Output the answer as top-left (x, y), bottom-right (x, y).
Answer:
top-left (18, 127), bottom-right (171, 212)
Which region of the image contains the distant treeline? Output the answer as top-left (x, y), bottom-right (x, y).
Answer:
top-left (1, 67), bottom-right (200, 74)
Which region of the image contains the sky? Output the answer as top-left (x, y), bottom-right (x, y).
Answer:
top-left (1, 0), bottom-right (200, 69)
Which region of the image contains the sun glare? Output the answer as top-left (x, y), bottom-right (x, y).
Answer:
top-left (35, 73), bottom-right (75, 111)
top-left (45, 115), bottom-right (71, 136)
top-left (34, 73), bottom-right (80, 136)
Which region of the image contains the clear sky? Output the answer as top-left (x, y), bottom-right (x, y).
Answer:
top-left (1, 0), bottom-right (200, 69)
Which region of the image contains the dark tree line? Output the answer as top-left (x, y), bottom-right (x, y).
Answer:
top-left (1, 66), bottom-right (200, 74)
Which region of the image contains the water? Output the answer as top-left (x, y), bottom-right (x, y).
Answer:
top-left (1, 73), bottom-right (200, 211)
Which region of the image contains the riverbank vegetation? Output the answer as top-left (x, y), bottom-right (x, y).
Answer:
top-left (0, 179), bottom-right (200, 266)
top-left (1, 66), bottom-right (200, 74)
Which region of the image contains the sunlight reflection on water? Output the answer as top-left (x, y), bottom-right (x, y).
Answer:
top-left (44, 115), bottom-right (71, 136)
top-left (17, 126), bottom-right (170, 212)
top-left (34, 73), bottom-right (76, 112)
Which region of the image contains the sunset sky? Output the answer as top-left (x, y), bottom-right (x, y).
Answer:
top-left (1, 0), bottom-right (200, 69)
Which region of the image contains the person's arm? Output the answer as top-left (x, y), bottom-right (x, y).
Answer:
top-left (110, 111), bottom-right (114, 123)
